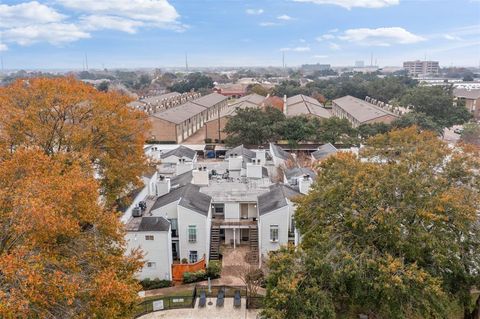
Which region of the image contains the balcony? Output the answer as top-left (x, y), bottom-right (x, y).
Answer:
top-left (212, 218), bottom-right (257, 228)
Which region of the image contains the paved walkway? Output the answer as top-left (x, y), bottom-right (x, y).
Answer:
top-left (143, 245), bottom-right (263, 298)
top-left (138, 298), bottom-right (259, 319)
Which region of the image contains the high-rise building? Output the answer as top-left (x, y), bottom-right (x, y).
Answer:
top-left (355, 60), bottom-right (365, 68)
top-left (403, 60), bottom-right (439, 76)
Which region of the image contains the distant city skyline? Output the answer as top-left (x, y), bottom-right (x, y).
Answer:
top-left (0, 0), bottom-right (479, 69)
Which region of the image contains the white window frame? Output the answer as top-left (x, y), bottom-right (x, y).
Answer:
top-left (270, 225), bottom-right (279, 242)
top-left (189, 251), bottom-right (198, 263)
top-left (145, 235), bottom-right (154, 241)
top-left (188, 225), bottom-right (197, 243)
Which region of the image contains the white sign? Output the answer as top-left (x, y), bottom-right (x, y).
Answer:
top-left (172, 298), bottom-right (184, 303)
top-left (152, 300), bottom-right (164, 311)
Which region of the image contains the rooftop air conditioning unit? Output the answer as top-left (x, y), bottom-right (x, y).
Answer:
top-left (132, 207), bottom-right (142, 218)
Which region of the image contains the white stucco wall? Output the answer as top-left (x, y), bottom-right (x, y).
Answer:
top-left (150, 200), bottom-right (179, 220)
top-left (259, 206), bottom-right (290, 257)
top-left (224, 202), bottom-right (240, 219)
top-left (177, 206), bottom-right (208, 262)
top-left (126, 230), bottom-right (172, 281)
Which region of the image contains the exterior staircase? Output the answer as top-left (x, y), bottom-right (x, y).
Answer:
top-left (209, 226), bottom-right (220, 260)
top-left (246, 226), bottom-right (259, 265)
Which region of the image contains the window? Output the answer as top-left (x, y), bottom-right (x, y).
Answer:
top-left (188, 225), bottom-right (197, 243)
top-left (145, 235), bottom-right (154, 241)
top-left (169, 218), bottom-right (178, 237)
top-left (146, 262), bottom-right (156, 268)
top-left (189, 251), bottom-right (198, 263)
top-left (270, 225), bottom-right (279, 242)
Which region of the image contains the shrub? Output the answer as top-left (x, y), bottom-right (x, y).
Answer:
top-left (204, 138), bottom-right (212, 143)
top-left (139, 278), bottom-right (172, 290)
top-left (181, 258), bottom-right (188, 264)
top-left (206, 260), bottom-right (221, 279)
top-left (183, 270), bottom-right (207, 283)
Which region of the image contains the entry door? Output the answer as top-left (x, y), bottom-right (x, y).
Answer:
top-left (241, 229), bottom-right (249, 242)
top-left (172, 241), bottom-right (179, 260)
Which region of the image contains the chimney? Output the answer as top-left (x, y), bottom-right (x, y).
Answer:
top-left (156, 175), bottom-right (171, 197)
top-left (283, 95), bottom-right (288, 115)
top-left (298, 174), bottom-right (313, 195)
top-left (192, 168), bottom-right (209, 186)
top-left (246, 162), bottom-right (263, 179)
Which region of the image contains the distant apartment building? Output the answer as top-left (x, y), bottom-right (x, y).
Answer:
top-left (300, 63), bottom-right (331, 74)
top-left (148, 93), bottom-right (228, 143)
top-left (213, 83), bottom-right (249, 99)
top-left (403, 60), bottom-right (440, 77)
top-left (283, 94), bottom-right (331, 119)
top-left (204, 93), bottom-right (266, 142)
top-left (454, 88), bottom-right (480, 121)
top-left (332, 95), bottom-right (399, 128)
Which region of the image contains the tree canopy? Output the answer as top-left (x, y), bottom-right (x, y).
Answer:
top-left (400, 86), bottom-right (471, 128)
top-left (224, 107), bottom-right (285, 146)
top-left (168, 72), bottom-right (214, 93)
top-left (0, 150), bottom-right (142, 318)
top-left (0, 77), bottom-right (149, 207)
top-left (264, 127), bottom-right (480, 319)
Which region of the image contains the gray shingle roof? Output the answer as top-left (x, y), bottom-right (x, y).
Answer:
top-left (258, 184), bottom-right (301, 216)
top-left (191, 92), bottom-right (227, 108)
top-left (226, 145), bottom-right (256, 160)
top-left (333, 95), bottom-right (398, 123)
top-left (285, 94), bottom-right (330, 119)
top-left (126, 216), bottom-right (170, 232)
top-left (270, 143), bottom-right (293, 161)
top-left (179, 184), bottom-right (211, 216)
top-left (151, 101), bottom-right (205, 124)
top-left (230, 93), bottom-right (266, 107)
top-left (312, 143), bottom-right (337, 160)
top-left (170, 170), bottom-right (193, 188)
top-left (160, 146), bottom-right (197, 160)
top-left (138, 217), bottom-right (170, 231)
top-left (150, 184), bottom-right (211, 216)
top-left (454, 88), bottom-right (480, 100)
top-left (284, 167), bottom-right (316, 180)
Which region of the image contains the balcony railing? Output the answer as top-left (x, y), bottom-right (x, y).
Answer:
top-left (212, 219), bottom-right (257, 227)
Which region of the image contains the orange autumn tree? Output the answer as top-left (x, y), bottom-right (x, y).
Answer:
top-left (0, 150), bottom-right (143, 318)
top-left (0, 77), bottom-right (149, 207)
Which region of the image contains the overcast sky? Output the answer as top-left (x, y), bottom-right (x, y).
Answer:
top-left (0, 0), bottom-right (479, 69)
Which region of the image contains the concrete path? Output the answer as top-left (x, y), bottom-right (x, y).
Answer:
top-left (138, 298), bottom-right (259, 319)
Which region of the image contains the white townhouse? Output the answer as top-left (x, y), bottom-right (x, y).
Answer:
top-left (122, 144), bottom-right (317, 280)
top-left (125, 217), bottom-right (173, 280)
top-left (258, 184), bottom-right (301, 262)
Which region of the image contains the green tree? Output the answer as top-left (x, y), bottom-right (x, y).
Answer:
top-left (264, 127), bottom-right (480, 319)
top-left (278, 116), bottom-right (312, 148)
top-left (392, 112), bottom-right (443, 134)
top-left (461, 123), bottom-right (480, 146)
top-left (96, 80), bottom-right (109, 92)
top-left (357, 122), bottom-right (391, 140)
top-left (224, 107), bottom-right (285, 146)
top-left (247, 83), bottom-right (269, 96)
top-left (169, 72), bottom-right (214, 93)
top-left (314, 117), bottom-right (357, 144)
top-left (400, 86), bottom-right (471, 127)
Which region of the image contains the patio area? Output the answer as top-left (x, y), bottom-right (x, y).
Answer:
top-left (138, 297), bottom-right (259, 319)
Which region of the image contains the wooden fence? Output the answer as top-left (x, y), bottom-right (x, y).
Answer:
top-left (171, 256), bottom-right (206, 281)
